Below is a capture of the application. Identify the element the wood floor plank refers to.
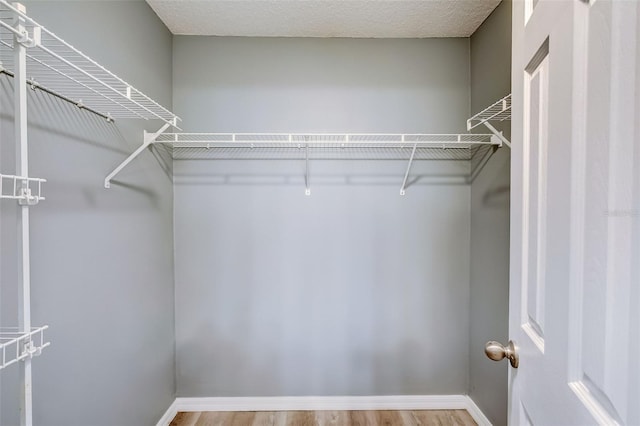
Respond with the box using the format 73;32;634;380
251;411;278;426
194;411;232;426
170;412;202;426
451;410;476;426
349;410;377;426
229;412;256;426
285;411;317;426
173;410;477;426
399;410;419;426
411;410;477;426
272;411;288;426
376;410;403;426
315;410;351;426
411;409;440;425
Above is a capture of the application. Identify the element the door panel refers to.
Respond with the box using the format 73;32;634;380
567;1;639;424
511;2;578;421
510;0;640;424
522;48;549;350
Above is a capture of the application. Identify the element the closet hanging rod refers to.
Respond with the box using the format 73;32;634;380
0;69;113;122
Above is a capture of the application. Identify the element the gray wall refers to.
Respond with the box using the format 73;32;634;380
172;37;473;396
173;37;470;133
469;1;512;425
0;1;175;425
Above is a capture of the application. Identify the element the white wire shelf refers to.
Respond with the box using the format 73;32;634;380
107;132;503;191
0;173;45;204
0;326;50;370
467;94;511;131
105;132;502;189
153;133;500;160
0;0;180;127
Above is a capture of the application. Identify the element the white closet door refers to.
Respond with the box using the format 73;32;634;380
508;0;640;424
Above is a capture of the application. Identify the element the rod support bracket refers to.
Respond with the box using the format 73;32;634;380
12;7;40;48
22;341;41;359
104;123;171;188
400;143;418;196
17;187;39;206
483;122;511;148
304;144;310;196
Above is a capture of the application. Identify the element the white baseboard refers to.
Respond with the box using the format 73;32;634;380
156;399;178;426
157;395;492;426
463;396;493;426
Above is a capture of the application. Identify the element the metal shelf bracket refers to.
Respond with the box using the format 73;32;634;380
17;187;40;206
400;143;418;195
11;8;40;50
304;144;311;196
0;174;46;204
483;122;511;148
104;122;170;188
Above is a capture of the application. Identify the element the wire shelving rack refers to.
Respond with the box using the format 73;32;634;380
467;94;511;148
106;132;501;193
0;2;181;424
145;132;502;195
0;0;180;127
467;94;512;130
153;132;497;159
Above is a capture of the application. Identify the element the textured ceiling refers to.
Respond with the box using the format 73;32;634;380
145;1;502;38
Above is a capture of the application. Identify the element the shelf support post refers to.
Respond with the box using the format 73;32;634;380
104;123;171;188
304;144;310;196
400;143;418;195
13;3;33;425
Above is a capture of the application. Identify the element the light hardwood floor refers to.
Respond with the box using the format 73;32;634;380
169;410;478;426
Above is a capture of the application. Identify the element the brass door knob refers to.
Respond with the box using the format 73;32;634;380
485;340;519;368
